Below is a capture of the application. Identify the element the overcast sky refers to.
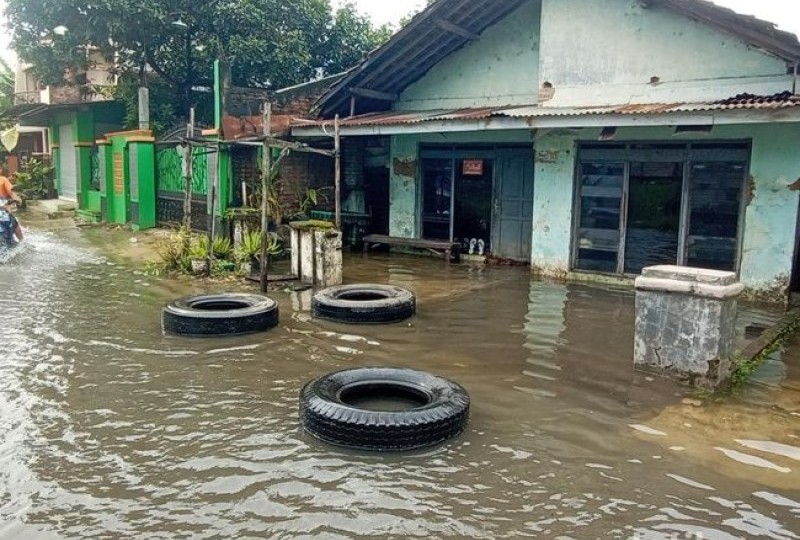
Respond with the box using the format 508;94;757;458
1;0;798;67
334;0;800;37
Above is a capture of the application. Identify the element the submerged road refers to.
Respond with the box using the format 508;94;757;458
0;227;798;538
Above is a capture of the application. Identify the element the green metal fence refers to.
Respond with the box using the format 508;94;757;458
155;146;208;195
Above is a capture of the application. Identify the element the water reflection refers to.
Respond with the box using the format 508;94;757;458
0;240;797;538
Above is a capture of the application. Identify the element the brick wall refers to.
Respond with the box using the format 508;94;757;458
279;151;335;214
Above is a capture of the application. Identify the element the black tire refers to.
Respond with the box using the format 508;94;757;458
299;367;470;452
162;293;279;336
311;284;415;324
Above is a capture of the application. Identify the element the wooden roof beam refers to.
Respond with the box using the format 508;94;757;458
350;87;399;102
435;18;481;41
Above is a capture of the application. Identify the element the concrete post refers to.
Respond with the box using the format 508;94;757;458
290;223;343;288
314;229;343;288
634;265;744;388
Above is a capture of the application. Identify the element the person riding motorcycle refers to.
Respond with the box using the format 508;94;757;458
0;166;24;244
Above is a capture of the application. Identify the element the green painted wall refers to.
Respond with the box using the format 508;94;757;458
97;142;115;222
396;0;541;111
129;140;156;230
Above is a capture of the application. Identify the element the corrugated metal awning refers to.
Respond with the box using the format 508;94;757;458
293;93;800;130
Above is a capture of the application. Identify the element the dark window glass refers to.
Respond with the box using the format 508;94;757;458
576;162;624;273
687;161;745;271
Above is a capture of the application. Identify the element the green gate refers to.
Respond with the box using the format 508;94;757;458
155;145;210;228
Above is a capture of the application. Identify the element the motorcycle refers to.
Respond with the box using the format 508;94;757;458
0;198;23;263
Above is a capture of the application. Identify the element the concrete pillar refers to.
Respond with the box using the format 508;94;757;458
634;265;744;388
314;229;343;288
290;223;343;288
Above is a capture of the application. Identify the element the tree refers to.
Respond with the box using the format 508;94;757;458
0;58;14;131
4;0;391;124
0;59;14;114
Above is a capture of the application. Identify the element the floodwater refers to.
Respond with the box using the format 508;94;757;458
1;227;798;539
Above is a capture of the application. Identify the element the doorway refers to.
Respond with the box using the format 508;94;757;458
58;123;78;200
420;146;534;261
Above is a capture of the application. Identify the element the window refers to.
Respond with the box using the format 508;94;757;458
574;142;748;275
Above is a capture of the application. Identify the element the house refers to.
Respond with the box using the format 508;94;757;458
7;54;124;218
291;0;800;302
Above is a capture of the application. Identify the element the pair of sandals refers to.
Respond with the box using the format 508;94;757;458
467;238;485;256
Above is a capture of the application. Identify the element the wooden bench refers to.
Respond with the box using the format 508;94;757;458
362;234;461;262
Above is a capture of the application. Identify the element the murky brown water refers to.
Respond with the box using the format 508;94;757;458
1;227;798;539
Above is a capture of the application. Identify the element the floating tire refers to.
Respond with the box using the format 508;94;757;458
311;284;415;324
162;293;279;336
299;367;470;452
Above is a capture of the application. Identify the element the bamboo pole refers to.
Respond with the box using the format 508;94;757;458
334;114;341;230
259;102;272;293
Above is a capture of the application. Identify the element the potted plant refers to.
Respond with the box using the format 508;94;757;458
211;236;236;272
188;236;209;275
240;230;262;273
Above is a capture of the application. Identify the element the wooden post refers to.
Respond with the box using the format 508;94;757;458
334;114;341;230
182;107;195;231
259;102;272;293
206;140;219;276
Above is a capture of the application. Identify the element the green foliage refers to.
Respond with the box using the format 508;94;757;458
5;0;393;119
731;314;800;387
187;235;209;260
13;159;54;200
240;230;262;256
264;232;283;256
211;235;232;258
0;58;14;120
156;228;192;271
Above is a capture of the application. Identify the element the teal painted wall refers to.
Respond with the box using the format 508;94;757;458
530;132;576;277
395;0;792;113
395;0;541;111
740;124;800;295
389;135;418;238
389;130;535;238
538;0;793;107
530;124;800;295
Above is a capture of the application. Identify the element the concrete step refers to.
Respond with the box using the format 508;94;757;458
75;209;101;223
23;207;75;220
57;202;76;212
48;210;75;220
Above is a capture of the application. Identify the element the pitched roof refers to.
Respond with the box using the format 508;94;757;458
316;0;530;117
315;0;800;118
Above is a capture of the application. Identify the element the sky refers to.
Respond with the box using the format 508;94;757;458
1;0;799;67
334;0;800;37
